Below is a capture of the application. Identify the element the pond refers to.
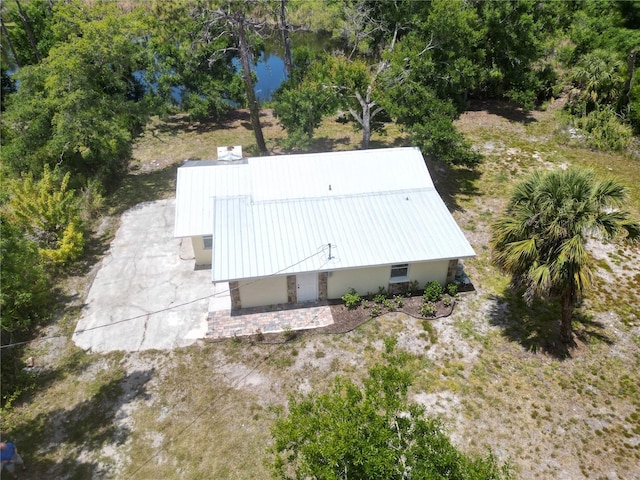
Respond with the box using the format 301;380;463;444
248;29;336;101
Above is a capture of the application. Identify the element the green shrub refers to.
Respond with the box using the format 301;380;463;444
383;299;395;310
443;296;453;307
394;295;404;308
447;283;458;296
423;281;443;302
342;288;362;309
374;293;387;304
371;305;381;317
574;107;633;151
420;302;437;317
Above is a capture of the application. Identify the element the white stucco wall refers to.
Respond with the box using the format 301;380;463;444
408;260;449;288
239;276;287;308
326;261;450;299
327;266;391;299
192;236;212;267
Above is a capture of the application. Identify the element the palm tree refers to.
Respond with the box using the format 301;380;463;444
491;168;639;344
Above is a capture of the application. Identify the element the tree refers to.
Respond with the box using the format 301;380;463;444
0;208;53;407
569;49;625;116
491;168;640;344
1;1;152;185
7;165;85;268
271;340;511;479
278;0;293;75
194;1;269;155
149;1;241;121
1;0;55;67
474;0;559;107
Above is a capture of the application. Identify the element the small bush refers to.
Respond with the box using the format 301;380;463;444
446;283;458;296
383;298;395;310
420;302;437;317
403;280;420;297
394;295;404;308
423;281;443;302
443;296;453;307
283;326;297;341
254;328;265;342
374;293;387;304
574;107;633;151
371;305;381;317
342;288;362;309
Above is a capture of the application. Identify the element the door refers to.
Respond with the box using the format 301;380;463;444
296;272;318;303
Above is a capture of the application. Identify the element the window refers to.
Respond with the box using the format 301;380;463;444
202;235;213;250
390;263;409;282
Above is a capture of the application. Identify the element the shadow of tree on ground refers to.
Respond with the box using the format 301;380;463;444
7;368;154;479
426;157;481;212
487;288;613;359
466;99;538;125
109;163;179;217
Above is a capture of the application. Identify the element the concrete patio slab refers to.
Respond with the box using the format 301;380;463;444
73;199;222;353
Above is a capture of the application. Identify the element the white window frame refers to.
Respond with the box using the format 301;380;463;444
389;263;409;283
202;235;213;250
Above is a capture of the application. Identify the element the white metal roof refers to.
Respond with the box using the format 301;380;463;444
173;147;476;281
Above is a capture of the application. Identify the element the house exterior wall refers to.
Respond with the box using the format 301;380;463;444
238;276;287;309
326;261;451;299
192;236;213;267
408;260;450;287
327;266;392;299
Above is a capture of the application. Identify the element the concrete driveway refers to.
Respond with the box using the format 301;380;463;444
73;199;229;353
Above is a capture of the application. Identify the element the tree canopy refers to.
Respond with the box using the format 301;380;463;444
271;341;512;480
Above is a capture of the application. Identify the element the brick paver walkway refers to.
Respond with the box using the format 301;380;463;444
206;302;334;340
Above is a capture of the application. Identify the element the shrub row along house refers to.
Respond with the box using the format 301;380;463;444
174;147;475;311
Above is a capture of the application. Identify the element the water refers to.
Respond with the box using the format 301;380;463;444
253;51;287;101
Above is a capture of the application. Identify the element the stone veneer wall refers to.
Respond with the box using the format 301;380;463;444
318;272;328;301
287;275;297;303
229;281;241;310
446;259;458;284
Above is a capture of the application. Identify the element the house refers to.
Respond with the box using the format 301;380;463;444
174;146;475;311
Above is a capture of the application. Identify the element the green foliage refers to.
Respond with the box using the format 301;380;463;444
341;288;362;309
271;348;510;479
491;168;640;342
394;295;404;308
574;106;633;151
373;293;387;304
443;296;453;307
420;302;437;318
1;1;153;186
423;281;444;303
148;1;240;120
6;165;85;267
2;0;55;66
0;210;53;406
569;49;625;116
447;283;459;296
0;211;52;335
273;79;336;150
382;63;480;166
